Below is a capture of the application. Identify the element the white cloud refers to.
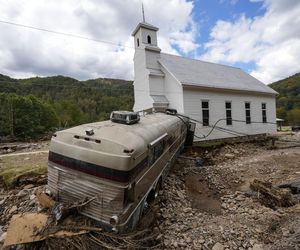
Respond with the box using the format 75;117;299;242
201;0;300;83
0;0;198;80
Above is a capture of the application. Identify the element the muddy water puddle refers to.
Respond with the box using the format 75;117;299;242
185;174;222;215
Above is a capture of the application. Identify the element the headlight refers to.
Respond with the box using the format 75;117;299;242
110;215;119;226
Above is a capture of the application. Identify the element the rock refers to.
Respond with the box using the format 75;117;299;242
282;228;289;237
178;241;187;247
176;190;185;199
28;199;36;207
23;184;34;189
0;198;6;205
235;195;245;201
30;194;36;200
183;207;192;213
17;189;27;197
192;221;198;228
0;232;7;243
156;234;163;241
212;242;225;250
293;203;300;212
252;244;264;250
164;239;170;246
9;205;18;214
225;154;235;159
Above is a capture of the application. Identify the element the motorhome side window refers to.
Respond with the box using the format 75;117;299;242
149;140;165;166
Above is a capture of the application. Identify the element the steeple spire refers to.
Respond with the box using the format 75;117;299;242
142;3;145;22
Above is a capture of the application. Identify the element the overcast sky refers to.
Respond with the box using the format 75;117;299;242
0;0;300;84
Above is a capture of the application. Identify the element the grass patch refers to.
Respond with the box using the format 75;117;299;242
0;153;48;187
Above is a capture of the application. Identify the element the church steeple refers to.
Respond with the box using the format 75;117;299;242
132;17;164;112
131;4;160;50
131;22;160;50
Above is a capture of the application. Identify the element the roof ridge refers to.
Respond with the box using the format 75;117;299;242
160;52;241;70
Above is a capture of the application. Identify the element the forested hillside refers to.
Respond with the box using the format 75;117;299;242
269;72;300;125
0;74;133;140
1;71;299;140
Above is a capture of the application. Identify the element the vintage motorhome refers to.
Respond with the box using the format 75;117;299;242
47;111;191;232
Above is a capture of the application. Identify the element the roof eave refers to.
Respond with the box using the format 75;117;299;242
182;83;278;96
131;22;159;36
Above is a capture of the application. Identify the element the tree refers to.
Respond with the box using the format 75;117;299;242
53;101;85;128
0;93;58;139
287;108;300;126
276;107;286;120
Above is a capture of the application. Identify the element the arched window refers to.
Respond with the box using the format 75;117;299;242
147;35;151;44
137;38;139;47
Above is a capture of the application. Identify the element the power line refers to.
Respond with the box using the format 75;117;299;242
0;19;135;49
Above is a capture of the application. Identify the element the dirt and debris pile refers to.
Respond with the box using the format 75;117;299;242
0;142;49;155
250;179;296;208
1;135;300;249
1;190;160;249
0;183;41;230
157;135;300;249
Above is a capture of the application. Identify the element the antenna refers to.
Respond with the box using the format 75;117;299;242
142;3;145;22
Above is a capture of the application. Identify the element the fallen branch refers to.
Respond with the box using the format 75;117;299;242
250;179;296;208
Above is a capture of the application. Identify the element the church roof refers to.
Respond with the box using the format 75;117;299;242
132;22;159;36
158;53;277;95
150;95;169;104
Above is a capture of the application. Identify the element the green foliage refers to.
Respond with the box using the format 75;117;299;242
287;108;300;125
0;93;58;139
270;72;300;124
0;74;133;139
276;107;286;120
53;101;85;128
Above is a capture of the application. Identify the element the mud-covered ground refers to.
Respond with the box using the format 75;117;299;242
0;133;299;249
156;133;300;250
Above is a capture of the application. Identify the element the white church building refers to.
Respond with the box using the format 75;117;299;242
131;21;277;141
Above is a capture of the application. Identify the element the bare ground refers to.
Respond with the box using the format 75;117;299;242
157;134;300;249
0;134;300;249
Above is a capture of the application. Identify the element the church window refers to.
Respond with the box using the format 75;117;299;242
262;103;267;123
147;35;151;44
245;102;251;124
225;101;232;125
202;100;209;126
137;38;139;47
